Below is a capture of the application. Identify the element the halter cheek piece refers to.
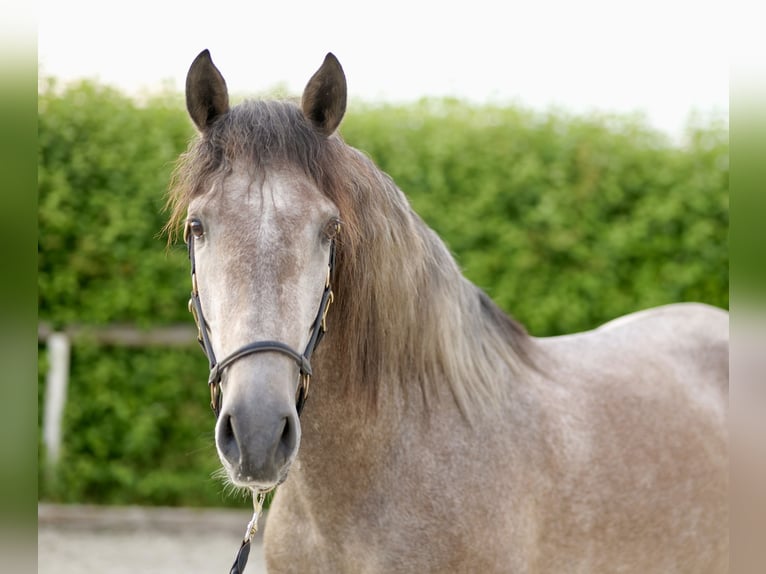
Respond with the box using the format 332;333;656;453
185;222;338;418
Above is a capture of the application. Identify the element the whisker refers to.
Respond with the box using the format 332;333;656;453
211;467;251;501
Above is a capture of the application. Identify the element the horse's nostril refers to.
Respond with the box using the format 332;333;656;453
275;415;297;466
217;412;241;465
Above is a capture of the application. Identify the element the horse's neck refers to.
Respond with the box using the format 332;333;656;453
290;212;471;498
287;170;535;501
290;349;459;504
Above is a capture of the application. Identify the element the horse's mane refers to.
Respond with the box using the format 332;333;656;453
167;99;536;416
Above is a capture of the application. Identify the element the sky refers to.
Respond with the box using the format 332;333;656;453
38;0;729;138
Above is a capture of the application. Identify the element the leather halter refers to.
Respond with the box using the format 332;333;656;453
185;222;338;418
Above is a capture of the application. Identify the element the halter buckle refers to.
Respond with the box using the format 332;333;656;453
295;372;311;416
321;290;334;332
210;381;221;415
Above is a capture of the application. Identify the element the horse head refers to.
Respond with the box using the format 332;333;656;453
182;50;346;490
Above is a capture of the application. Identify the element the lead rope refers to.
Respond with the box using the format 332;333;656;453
229;489;271;574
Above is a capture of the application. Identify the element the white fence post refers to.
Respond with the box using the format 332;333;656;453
43;332;71;471
38;322;197;475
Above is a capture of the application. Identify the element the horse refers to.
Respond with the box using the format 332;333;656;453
166;50;728;573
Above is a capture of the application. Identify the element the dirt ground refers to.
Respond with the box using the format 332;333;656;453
38;503;268;574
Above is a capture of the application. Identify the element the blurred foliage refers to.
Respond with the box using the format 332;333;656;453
39;345;226;506
341;100;728;333
38;81;728;506
38;79;192;328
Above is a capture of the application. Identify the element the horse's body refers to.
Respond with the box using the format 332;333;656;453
266;303;727;574
169;51;728;573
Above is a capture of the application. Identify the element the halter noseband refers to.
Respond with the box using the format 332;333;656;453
185;222;338;418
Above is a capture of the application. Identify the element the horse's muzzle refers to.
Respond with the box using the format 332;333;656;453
216;404;300;486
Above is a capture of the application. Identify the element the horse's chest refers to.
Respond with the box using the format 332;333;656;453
263;499;524;574
264;515;386;574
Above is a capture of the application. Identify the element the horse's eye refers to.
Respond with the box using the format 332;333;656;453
187;219;205;241
324;219;341;240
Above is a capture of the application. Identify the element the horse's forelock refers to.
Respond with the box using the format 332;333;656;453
166;99;344;240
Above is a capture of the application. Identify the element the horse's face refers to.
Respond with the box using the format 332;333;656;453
187;168;339;488
184;51;346;489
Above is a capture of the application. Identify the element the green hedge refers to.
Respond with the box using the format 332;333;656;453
38;80;192;327
38;81;728;506
340;100;728;333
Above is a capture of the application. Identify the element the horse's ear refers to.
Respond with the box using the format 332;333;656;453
301;53;347;136
185;49;230;132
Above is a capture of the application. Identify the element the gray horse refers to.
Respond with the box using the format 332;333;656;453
168;51;728;573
